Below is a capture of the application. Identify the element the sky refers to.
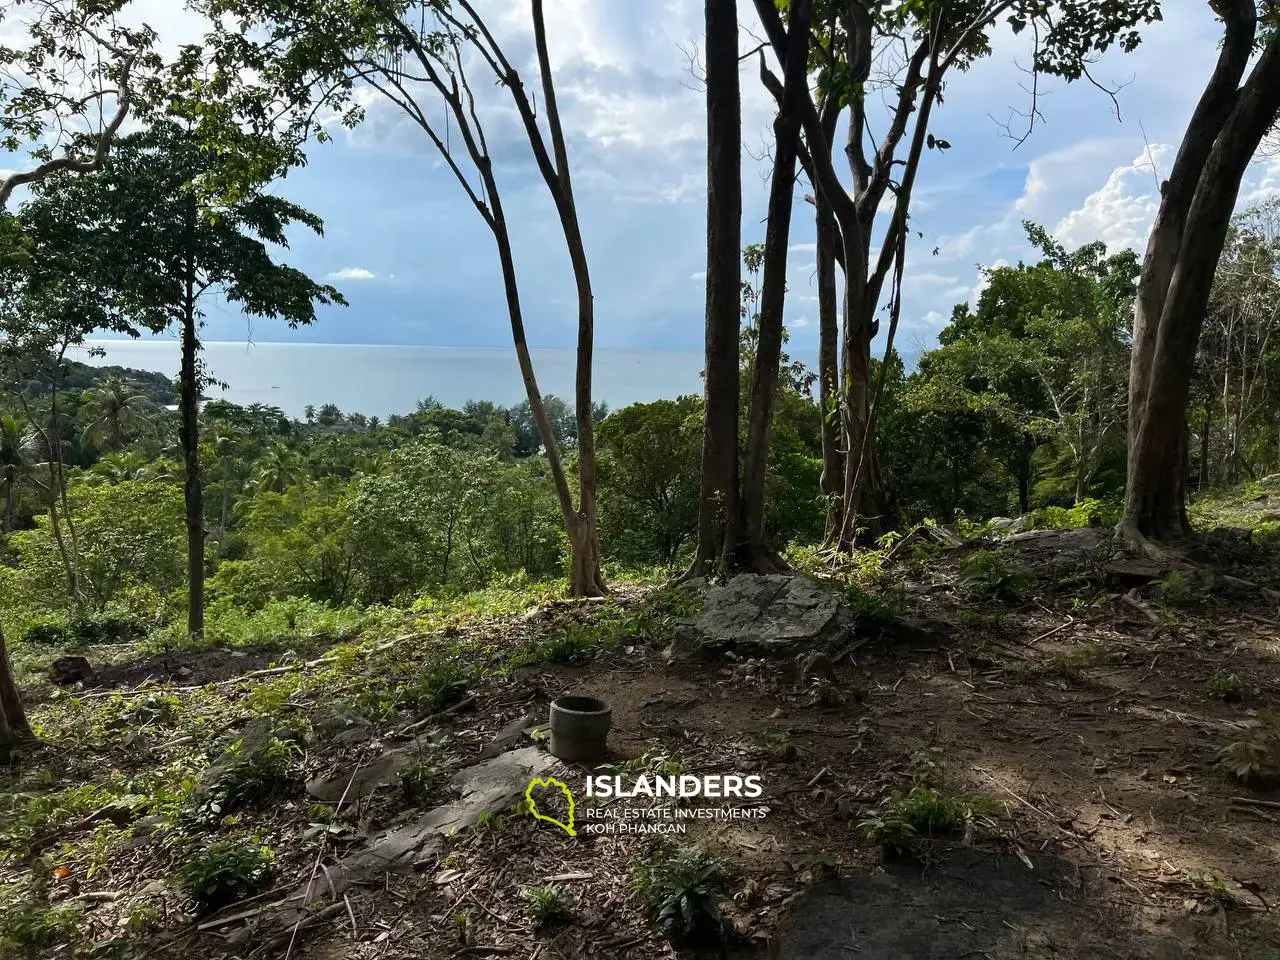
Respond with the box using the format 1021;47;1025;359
16;0;1280;359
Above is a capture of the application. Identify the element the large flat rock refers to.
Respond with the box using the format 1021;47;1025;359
692;574;850;652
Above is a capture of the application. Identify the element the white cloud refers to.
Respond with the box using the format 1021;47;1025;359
788;242;817;255
911;272;961;286
969;257;1008;306
689;270;706;282
1054;144;1171;252
1015;139;1127;218
330;267;377;281
790;315;812;329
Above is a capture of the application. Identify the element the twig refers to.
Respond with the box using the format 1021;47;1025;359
1230;796;1280;810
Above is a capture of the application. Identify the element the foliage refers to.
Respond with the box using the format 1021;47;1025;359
597;397;702;564
631;842;729;944
175;838;275;915
857;786;986;854
1217;709;1280;784
1155;570;1210;609
0;888;84;956
957;550;1031;602
0;478;184;625
520;884;574;926
1207;671;1245;703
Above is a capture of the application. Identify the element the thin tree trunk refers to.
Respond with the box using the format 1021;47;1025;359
815;187;843;540
742;0;812;569
531;0;605;596
691;0;743;578
1123;6;1280;542
180;252;205;640
1199;403;1212;489
794;96;844;543
0;623;32;754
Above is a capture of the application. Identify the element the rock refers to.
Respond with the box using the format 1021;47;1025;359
1102;561;1169;588
311;704;373;745
292;746;558;905
477;708;542;760
1003;527;1106;571
684;574;853;655
307;731;443;803
47;656;95;686
797;651;837;685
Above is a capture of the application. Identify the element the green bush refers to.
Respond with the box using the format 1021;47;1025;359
176;838;275;915
957;550;1031;602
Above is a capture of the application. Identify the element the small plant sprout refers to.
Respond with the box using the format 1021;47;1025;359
1207;671;1245;702
520;884;573;926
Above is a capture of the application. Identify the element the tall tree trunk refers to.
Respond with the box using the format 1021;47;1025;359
0;623;32;754
532;0;605;596
742;0;812;568
180;265;205;640
690;0;743;578
1123;3;1280;542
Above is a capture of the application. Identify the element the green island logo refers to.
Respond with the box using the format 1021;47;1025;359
525;776;576;837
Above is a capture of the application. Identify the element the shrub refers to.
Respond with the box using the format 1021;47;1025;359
1218;709;1280;784
176;839;275;915
520;884;574;926
957;550;1030;602
1207;671;1246;702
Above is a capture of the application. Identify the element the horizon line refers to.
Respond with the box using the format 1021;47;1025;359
79;338;713;353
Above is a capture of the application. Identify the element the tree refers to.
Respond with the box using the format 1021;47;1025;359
691;0;744;577
739;0;814;570
201;0;609;596
253;442;305;493
0;0;159;210
28;119;343;639
597;398;702;564
79;375;154;451
1124;1;1280;543
0;413;26;531
755;0;1161;547
1191;200;1280;485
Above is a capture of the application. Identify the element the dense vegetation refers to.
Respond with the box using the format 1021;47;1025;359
6;199;1280;649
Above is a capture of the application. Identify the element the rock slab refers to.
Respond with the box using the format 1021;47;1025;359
684;574;852;654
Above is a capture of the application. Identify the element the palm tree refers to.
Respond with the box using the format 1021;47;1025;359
304;404;316;424
253;443;305;493
0;415;26;532
79;376;154;452
86;450;149;485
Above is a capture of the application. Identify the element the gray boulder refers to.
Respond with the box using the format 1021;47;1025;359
678;574;854;656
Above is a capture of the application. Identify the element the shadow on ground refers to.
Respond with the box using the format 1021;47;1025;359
767;850;1189;960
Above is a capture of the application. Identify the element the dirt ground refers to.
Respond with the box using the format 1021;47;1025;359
6;534;1280;959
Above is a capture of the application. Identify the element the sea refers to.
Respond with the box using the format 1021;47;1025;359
70;339;716;419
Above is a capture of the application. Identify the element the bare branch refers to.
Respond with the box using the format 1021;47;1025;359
0;53;135;209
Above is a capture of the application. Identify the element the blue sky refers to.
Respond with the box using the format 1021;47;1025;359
38;1;1280;357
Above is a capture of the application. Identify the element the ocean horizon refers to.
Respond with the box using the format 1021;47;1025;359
71;339;723;420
